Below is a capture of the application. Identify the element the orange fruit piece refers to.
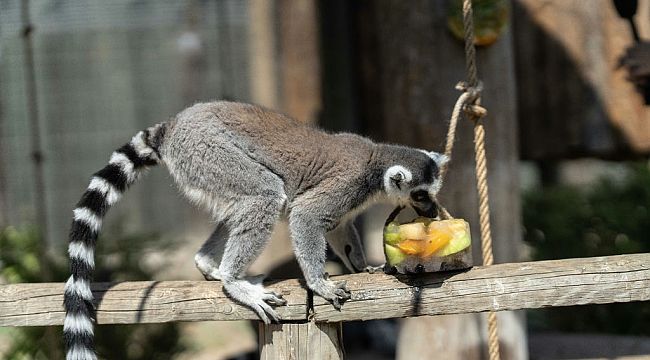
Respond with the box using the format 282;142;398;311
396;239;424;255
420;231;452;257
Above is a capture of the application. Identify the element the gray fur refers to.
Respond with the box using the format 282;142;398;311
156;101;445;322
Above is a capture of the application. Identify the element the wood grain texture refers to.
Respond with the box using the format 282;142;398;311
2;254;649;326
313;253;650;322
259;322;343;360
0;279;307;327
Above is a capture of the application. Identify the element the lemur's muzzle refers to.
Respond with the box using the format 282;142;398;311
412;201;438;218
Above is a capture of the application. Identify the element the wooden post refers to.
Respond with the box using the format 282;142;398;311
251;1;333;358
259;322;344;360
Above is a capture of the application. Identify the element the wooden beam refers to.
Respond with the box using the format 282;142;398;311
258;322;343;360
0;279;307;327
313;253;650;322
1;254;649;327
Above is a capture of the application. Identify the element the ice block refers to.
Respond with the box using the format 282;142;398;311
383;210;473;274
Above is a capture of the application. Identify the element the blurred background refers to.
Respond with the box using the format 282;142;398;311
1;0;650;359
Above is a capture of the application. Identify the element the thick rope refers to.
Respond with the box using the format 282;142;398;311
463;0;479;87
439;82;485;180
474;119;500;360
461;1;500;359
437;1;501;359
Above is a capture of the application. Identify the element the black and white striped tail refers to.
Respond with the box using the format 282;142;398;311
63;125;166;360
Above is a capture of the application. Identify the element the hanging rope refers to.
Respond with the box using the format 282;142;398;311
437;1;501;359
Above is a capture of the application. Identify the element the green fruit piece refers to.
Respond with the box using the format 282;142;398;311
384;231;401;245
384;221;399;233
384;221;401;245
435;233;471;257
384;244;407;265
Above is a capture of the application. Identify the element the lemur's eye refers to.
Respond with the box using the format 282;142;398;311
411;190;429;202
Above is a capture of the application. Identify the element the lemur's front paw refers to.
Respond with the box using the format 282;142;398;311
222;277;287;324
364;264;385;274
312;279;351;310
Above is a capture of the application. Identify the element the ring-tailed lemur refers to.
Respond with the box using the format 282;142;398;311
63;101;447;360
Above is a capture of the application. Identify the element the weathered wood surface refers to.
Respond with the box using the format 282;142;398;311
259;322;343;360
2;254;649;327
313;253;650;322
0;279;307;327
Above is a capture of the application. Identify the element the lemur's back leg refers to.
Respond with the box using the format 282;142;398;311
195;223;228;280
218;195;287;323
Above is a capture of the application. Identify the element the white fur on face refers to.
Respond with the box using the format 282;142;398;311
429;179;443;196
383;165;412;198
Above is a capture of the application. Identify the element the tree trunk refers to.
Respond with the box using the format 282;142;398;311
355;1;526;359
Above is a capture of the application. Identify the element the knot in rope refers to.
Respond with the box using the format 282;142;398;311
455;81;487;119
439;80;487;181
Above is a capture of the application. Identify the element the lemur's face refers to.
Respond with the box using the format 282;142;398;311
383;150;448;217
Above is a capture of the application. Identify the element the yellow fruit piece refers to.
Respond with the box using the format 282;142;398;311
412;216;433;226
434;220;471;257
398;222;427;241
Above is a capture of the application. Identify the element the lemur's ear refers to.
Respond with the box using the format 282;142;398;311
429;152;449;168
385;165;412;192
390;171;405;190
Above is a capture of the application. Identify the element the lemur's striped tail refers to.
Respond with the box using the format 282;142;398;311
63;123;167;360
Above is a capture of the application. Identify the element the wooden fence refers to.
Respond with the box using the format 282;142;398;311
2;253;649;358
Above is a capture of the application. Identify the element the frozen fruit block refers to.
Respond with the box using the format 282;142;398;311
383;217;473;274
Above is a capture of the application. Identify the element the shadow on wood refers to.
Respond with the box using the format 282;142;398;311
1;254;648;327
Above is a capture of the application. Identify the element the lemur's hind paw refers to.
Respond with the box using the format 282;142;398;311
262;291;287;306
313;279;351;310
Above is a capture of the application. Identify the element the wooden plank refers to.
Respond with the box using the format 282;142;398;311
259;322;343;360
2;254;649;327
313;253;650;322
0;279;307;327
